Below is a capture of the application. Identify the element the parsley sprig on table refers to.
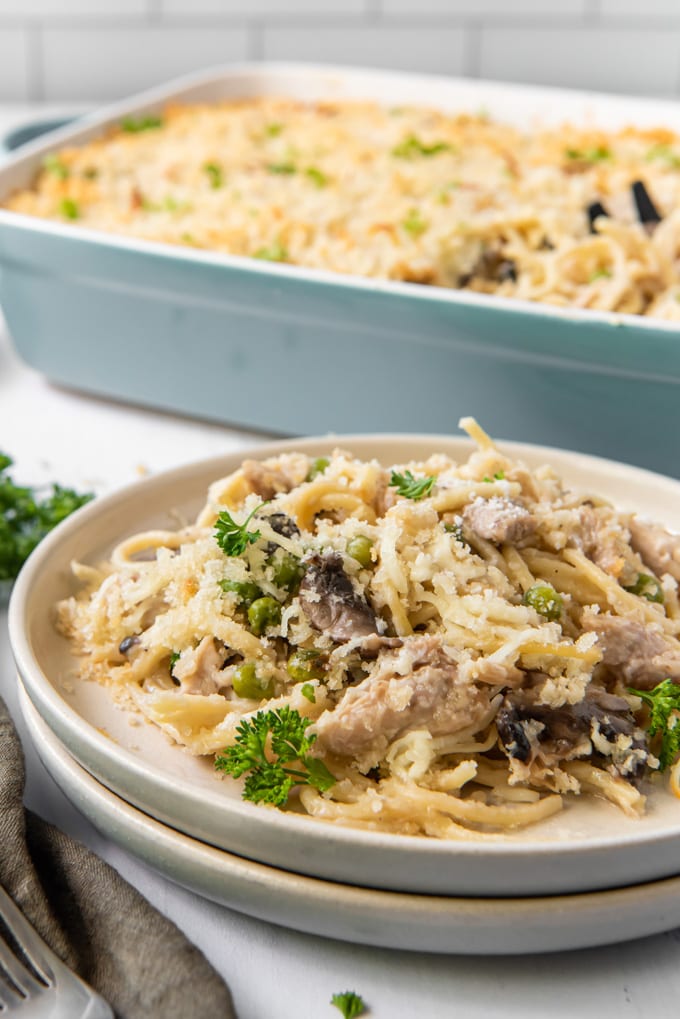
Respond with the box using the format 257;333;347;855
389;469;435;501
331;990;367;1018
0;453;93;582
214;502;269;557
214;706;336;806
629;679;680;771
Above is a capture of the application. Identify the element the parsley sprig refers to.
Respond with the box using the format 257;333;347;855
389;469;435;501
0;454;93;582
629;678;680;771
214;502;268;557
214;706;336;806
331;991;367;1018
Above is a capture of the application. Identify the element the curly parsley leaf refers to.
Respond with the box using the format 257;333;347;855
389;469;435;501
214;706;336;806
331;991;367;1018
214;502;269;557
629;678;680;770
0;455;93;582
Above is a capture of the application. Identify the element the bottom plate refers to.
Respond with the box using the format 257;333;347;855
19;683;680;956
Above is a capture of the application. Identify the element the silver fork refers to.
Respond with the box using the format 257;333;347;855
0;884;113;1017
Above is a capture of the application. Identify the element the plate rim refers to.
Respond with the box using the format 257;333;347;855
19;681;680;956
9;431;680;895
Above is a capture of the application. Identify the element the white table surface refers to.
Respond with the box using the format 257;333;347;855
0;104;678;1019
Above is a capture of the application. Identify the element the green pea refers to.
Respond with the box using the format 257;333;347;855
307;457;330;481
270;552;304;592
346;535;373;568
247;596;282;636
523;583;563;621
218;578;262;606
232;661;274;699
287;648;325;683
624;572;664;604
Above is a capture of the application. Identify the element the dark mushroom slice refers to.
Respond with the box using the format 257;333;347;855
266;512;301;540
496;686;650;781
299;551;378;642
631;180;662;232
262;511;301;555
118;634;140;655
587;200;609;234
459;250;517;287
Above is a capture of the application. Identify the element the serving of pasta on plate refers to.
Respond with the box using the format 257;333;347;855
56;419;680;840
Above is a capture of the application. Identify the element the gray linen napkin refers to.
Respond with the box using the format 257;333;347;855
0;697;236;1019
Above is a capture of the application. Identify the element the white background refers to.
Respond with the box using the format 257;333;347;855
0;0;680;103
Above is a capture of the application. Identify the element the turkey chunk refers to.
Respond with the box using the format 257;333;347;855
581;609;680;690
313;635;498;767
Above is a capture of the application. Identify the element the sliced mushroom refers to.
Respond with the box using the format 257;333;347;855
299;551;378;642
497;685;649;780
632;180;662;233
587;200;609;233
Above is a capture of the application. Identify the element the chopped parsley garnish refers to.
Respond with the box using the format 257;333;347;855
589;267;612;282
482;471;506;482
214;706;336;806
59;197;79;220
392;135;451;159
564;146;611;163
267;161;296;175
330;991;367;1018
629;678;680;770
265;122;283;137
214;502;268;557
0;454;93;581
253;241;288;262
169;651;180;676
300;682;316;703
305;166;329;187
42;154;69;179
444;521;466;545
646;143;680;168
203;162;223;188
120;114;163;133
307;457;330;481
162;196;191;212
402;208;428;237
623;572;664;604
389;470;435;501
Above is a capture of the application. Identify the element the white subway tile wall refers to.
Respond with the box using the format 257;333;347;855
41;28;250;101
1;0;680;101
261;25;466;77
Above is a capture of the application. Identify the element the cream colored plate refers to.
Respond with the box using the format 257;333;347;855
9;433;680;897
19;682;680;956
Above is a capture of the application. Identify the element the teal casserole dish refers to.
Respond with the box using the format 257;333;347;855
0;63;679;474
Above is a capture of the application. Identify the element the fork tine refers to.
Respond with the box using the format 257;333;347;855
0;930;47;998
0;972;26;1010
0;886;53;986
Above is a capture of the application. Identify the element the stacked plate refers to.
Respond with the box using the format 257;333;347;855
10;435;680;955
